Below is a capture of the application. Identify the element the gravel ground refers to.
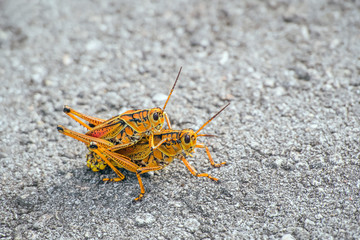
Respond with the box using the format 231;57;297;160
1;0;360;239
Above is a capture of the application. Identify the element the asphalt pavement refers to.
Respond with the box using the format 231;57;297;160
0;0;359;239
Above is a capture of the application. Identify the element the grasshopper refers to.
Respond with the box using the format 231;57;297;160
61;67;182;153
57;103;229;201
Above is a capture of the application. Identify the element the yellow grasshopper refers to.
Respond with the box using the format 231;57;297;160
57;103;229;201
61;67;182;152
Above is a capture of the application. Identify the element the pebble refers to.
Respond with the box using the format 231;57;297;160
292;67;310;81
219;51;229;65
304;219;315;230
33;214;53;229
135;213;156;226
281;234;296;240
62;54;73;65
271;157;284;169
86;39;102;51
185;218;200;232
329;153;344;165
0;152;7;159
152;93;168;102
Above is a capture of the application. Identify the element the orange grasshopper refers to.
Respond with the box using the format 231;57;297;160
62;67;182;155
57;103;229;201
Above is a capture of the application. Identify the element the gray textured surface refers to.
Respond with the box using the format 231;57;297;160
1;0;360;239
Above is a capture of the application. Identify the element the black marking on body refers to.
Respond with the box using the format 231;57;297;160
105;119;125;128
127;110;149;124
156;132;180;140
129;117;142;124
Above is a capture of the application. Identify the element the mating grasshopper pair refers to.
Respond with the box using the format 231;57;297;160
57;68;229;200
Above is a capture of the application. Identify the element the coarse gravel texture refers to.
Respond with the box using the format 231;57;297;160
1;0;359;239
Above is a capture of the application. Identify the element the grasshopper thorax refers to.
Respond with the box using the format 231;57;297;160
179;129;197;155
148;107;165;131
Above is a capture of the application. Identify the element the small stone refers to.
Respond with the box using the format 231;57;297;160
281;234;296;240
296;161;309;170
266;206;279;217
33;214;53;229
65;172;73;179
62;54;73;65
264;78;275;88
301;26;309;40
135;213;155;226
304;219;315;230
330;39;340;49
0;152;7;159
152;93;168;102
0;29;8;40
274;86;285;96
219;51;229;65
329;153;343;165
310;179;321;187
288;227;310;239
185;218;200;232
271;157;284;169
291;67;310;81
31;66;47;83
86;39;102;51
282;14;304;24
44;79;55;87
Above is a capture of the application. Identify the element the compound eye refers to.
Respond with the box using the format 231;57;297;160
153;112;159;121
184;134;190;144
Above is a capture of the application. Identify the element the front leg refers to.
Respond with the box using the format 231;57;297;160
151;136;177;151
180;155;218;181
195;143;226;167
164;112;172;129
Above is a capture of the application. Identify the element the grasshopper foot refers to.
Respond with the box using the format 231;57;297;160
213;162;227;168
209;176;219;182
57;125;64;132
133;193;144;201
103;178;123;182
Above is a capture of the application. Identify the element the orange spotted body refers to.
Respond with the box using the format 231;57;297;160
57;67;230;201
57;103;229;201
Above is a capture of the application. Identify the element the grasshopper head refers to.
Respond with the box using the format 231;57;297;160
179;129;197;155
149;107;165;131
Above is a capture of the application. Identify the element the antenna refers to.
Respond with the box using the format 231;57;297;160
162;67;182;110
196;103;230;134
197;134;218;137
